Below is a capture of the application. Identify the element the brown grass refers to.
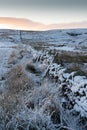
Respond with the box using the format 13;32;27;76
0;64;34;117
7;64;33;94
53;52;87;64
8;51;17;65
0;92;21;115
0;64;33;115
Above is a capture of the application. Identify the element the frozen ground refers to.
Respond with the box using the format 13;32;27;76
20;29;87;75
21;29;87;49
0;42;17;92
0;29;87;130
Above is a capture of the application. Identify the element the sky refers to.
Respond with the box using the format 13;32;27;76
0;0;87;24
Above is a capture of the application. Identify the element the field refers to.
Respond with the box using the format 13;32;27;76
0;29;87;130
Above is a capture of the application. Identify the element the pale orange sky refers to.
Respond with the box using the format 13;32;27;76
0;0;87;30
0;17;45;30
0;17;87;30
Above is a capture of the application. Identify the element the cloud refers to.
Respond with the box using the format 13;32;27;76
0;17;87;30
0;0;87;24
0;17;45;30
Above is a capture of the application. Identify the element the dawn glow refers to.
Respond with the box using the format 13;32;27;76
0;0;87;30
